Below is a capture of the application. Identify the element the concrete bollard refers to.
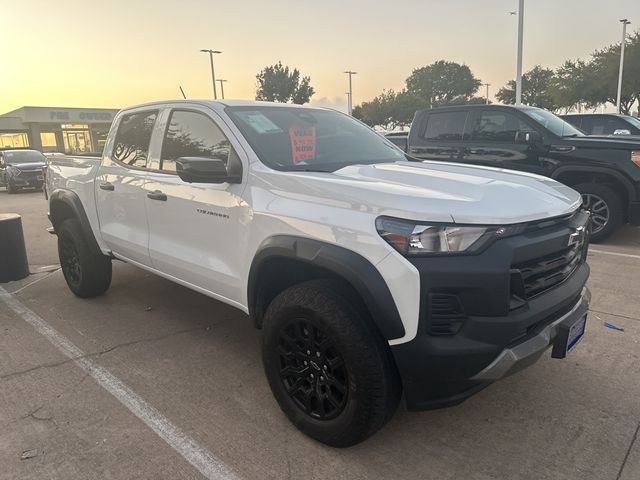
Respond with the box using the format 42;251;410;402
0;213;30;283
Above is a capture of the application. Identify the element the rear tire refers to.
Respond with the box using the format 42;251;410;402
57;218;112;297
575;183;624;243
262;279;401;447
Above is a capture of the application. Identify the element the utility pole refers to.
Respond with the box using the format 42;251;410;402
616;19;631;114
200;49;222;99
345;92;351;114
344;70;357;115
515;0;525;105
484;83;491;104
218;79;227;99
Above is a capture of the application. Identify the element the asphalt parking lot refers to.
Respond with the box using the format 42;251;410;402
1;189;639;480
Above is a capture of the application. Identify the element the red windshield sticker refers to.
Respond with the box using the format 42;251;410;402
289;125;316;164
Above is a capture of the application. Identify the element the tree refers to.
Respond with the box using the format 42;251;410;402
496;66;558;110
584;32;640;114
548;60;596;112
255;61;314;104
353;90;427;129
405;60;482;107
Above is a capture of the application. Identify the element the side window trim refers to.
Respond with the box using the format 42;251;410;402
109;109;159;171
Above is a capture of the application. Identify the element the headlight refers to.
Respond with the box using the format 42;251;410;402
376;216;502;255
7;166;21;176
632;150;640;167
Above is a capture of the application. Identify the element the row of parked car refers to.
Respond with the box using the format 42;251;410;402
386;108;640;242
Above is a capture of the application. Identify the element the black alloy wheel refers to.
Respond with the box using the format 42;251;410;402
278;318;348;420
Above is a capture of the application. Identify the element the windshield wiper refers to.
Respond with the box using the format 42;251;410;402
562;134;579;138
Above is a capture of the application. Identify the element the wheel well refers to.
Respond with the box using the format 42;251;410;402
49;200;76;230
555;171;629;207
251;257;360;329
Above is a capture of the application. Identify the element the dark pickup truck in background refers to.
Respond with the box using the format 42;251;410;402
396;105;640;242
561;113;640;136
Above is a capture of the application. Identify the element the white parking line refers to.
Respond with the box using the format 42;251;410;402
0;286;239;480
589;249;640;260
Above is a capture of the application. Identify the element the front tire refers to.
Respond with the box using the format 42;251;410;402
262;279;401;447
57;218;112;297
575;183;624;243
7;182;17;194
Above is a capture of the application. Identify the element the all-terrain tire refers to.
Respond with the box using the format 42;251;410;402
262;279;401;447
57;218;112;297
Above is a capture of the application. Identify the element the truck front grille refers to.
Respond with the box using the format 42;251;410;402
512;234;587;299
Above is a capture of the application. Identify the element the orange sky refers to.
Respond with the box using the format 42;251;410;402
0;0;637;114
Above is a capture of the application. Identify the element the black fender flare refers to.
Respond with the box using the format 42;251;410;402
49;189;103;255
552;166;637;201
248;235;406;340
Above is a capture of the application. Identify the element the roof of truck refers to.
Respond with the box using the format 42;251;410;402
122;99;323;110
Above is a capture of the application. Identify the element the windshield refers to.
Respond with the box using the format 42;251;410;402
226;106;405;172
522;108;584;137
3;150;46;163
624;116;640;129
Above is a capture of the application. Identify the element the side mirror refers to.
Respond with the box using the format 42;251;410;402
515;130;542;144
613;129;631;135
175;157;241;184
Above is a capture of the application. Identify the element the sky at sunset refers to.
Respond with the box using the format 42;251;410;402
0;0;638;114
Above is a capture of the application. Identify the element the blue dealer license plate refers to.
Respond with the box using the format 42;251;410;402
566;314;587;354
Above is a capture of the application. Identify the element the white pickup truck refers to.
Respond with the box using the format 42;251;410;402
46;100;591;447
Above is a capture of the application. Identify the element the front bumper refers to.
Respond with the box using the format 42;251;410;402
628;201;640;225
390;211;591;410
9;176;43;188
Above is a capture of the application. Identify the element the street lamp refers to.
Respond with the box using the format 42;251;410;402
200;49;222;99
616;19;631;114
483;83;491;104
515;0;525;105
344;71;357;115
218;79;227;100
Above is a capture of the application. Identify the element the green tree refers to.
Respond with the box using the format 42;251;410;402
496;66;558;110
585;32;640;114
255;61;315;104
353;90;427;130
405;60;482;106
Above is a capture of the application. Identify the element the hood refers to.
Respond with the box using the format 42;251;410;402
563;135;640;150
280;161;582;225
7;162;45;170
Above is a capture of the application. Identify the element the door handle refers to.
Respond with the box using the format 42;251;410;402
99;182;114;191
147;190;167;201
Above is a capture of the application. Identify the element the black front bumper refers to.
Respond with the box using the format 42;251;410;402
390;211;591;410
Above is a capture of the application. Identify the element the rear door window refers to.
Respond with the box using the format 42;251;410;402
422;111;468;141
470;111;532;142
112;111;158;168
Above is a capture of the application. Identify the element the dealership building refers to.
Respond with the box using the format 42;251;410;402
0;106;120;154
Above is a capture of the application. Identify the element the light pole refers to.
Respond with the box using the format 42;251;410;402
484;83;491;104
616;19;631;114
515;0;525;105
344;70;357;115
218;79;227;99
200;49;222;99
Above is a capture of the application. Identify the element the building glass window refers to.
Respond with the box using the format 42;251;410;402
40;132;58;152
0;132;29;148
